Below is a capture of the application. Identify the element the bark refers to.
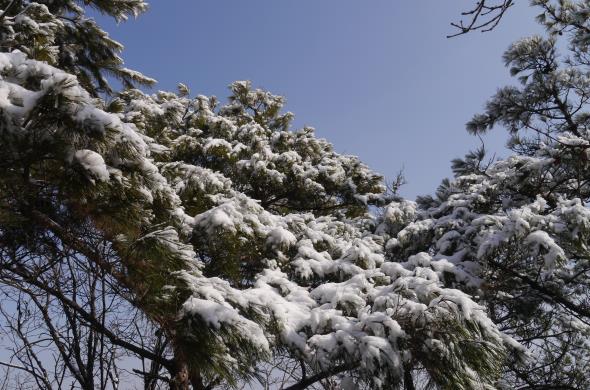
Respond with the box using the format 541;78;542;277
169;360;190;390
404;367;415;390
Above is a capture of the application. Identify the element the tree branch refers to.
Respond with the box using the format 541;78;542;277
488;258;590;321
283;362;358;390
5;265;174;370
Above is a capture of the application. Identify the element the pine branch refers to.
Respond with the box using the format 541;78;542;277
283;363;358;390
488;258;590;322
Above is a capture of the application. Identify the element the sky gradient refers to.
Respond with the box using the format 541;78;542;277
98;1;543;198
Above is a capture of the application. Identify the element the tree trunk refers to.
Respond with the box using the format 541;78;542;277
168;344;206;390
169;360;190;390
404;367;415;390
190;370;206;390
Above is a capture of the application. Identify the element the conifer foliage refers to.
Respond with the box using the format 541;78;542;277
396;1;590;387
0;1;515;389
1;0;588;389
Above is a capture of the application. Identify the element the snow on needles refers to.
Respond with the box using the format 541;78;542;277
1;48;518;388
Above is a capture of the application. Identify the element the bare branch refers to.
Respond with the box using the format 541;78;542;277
448;0;514;38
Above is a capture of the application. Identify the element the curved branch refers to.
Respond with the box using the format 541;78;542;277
283;362;358;390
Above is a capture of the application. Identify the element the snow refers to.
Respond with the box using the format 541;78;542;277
266;226;297;250
181;297;269;351
74;149;110;182
524;230;565;272
0;46;521;388
3;2;585;387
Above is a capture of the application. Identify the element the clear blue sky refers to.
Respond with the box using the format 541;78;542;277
99;1;542;199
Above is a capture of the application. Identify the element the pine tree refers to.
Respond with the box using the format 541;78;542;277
0;1;513;389
385;1;590;388
0;0;154;96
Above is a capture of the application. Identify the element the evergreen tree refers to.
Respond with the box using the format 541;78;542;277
384;1;590;388
0;1;514;389
0;0;154;96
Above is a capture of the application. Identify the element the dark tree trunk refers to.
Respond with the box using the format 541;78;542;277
169;360;190;390
168;344;206;390
404;367;415;390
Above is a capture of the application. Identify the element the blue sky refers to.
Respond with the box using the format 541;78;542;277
99;1;542;198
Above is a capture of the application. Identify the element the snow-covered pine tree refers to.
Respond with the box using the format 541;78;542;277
0;1;514;389
383;1;590;388
0;0;154;96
